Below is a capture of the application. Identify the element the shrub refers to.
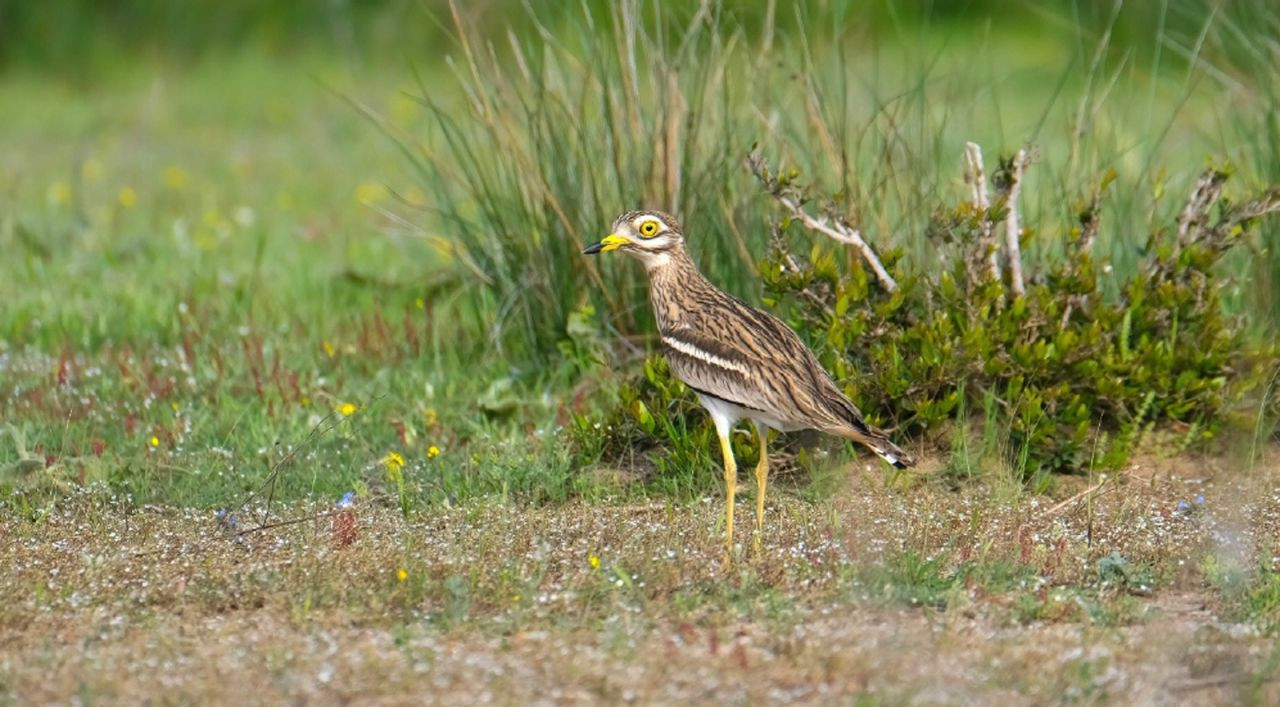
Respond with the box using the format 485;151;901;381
764;156;1278;472
588;152;1279;476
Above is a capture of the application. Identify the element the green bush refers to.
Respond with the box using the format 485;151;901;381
588;158;1279;476
764;162;1277;472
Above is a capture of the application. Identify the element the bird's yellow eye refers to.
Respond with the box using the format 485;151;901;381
639;220;659;238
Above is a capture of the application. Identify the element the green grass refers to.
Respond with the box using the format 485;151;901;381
0;49;530;508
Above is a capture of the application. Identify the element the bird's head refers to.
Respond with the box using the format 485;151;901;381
583;210;684;268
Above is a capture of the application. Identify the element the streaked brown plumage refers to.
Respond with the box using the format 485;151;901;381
584;209;914;555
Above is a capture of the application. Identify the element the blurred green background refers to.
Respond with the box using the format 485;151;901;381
0;1;1261;73
4;0;1274;346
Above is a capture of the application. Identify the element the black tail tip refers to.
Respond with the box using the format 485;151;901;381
874;448;914;469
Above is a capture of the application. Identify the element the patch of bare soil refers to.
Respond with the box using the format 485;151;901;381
4;593;1274;705
2;454;1278;704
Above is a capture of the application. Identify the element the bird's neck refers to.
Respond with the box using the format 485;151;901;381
627;242;678;273
646;246;706;330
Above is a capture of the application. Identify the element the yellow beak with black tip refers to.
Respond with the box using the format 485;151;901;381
582;234;630;255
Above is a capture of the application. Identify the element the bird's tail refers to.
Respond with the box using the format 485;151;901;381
840;426;915;469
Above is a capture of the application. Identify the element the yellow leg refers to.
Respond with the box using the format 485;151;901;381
717;429;737;557
754;424;769;555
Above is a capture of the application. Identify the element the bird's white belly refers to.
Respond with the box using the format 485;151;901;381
695;393;805;435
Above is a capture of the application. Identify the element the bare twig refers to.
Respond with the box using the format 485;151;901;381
1002;148;1030;297
1176;169;1228;245
1040;474;1112;519
963;142;998;281
1148;173;1279;285
235;410;345;519
234;509;341;538
1219;187;1280;235
1060;298;1079;331
780;196;898;293
747;152;898;293
1170;671;1277;692
231;392;386;525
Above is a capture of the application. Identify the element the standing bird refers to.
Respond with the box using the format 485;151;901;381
584;210;914;554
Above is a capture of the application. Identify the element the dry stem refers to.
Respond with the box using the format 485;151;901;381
1221;187;1280;234
1003;148;1030;297
1176;170;1228;245
963;142;998;281
747;152;898;293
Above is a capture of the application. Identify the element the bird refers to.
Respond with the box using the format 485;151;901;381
584;209;915;555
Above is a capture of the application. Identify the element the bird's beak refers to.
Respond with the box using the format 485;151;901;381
583;234;629;255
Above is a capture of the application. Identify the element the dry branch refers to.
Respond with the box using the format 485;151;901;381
1039;474;1112;519
1220;187;1280;233
1002;148;1030;297
1176;169;1228;245
963;142;998;281
747;152;899;293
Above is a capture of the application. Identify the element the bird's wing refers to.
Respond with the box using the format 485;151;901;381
800;348;877;436
660;296;861;433
660;322;775;415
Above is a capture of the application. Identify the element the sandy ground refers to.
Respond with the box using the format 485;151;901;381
3;454;1279;704
6;591;1275;705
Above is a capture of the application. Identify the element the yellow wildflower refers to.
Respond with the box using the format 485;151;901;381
47;181;72;206
149;436;160;448
426;445;440;460
118;187;137;208
81;158;103;181
337;402;356;416
164;165;188;190
397;568;408;582
383;451;406;471
423;408;438;427
354;182;387;205
323;341;336;359
588;553;600;570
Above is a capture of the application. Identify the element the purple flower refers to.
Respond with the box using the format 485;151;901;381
215;508;240;531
